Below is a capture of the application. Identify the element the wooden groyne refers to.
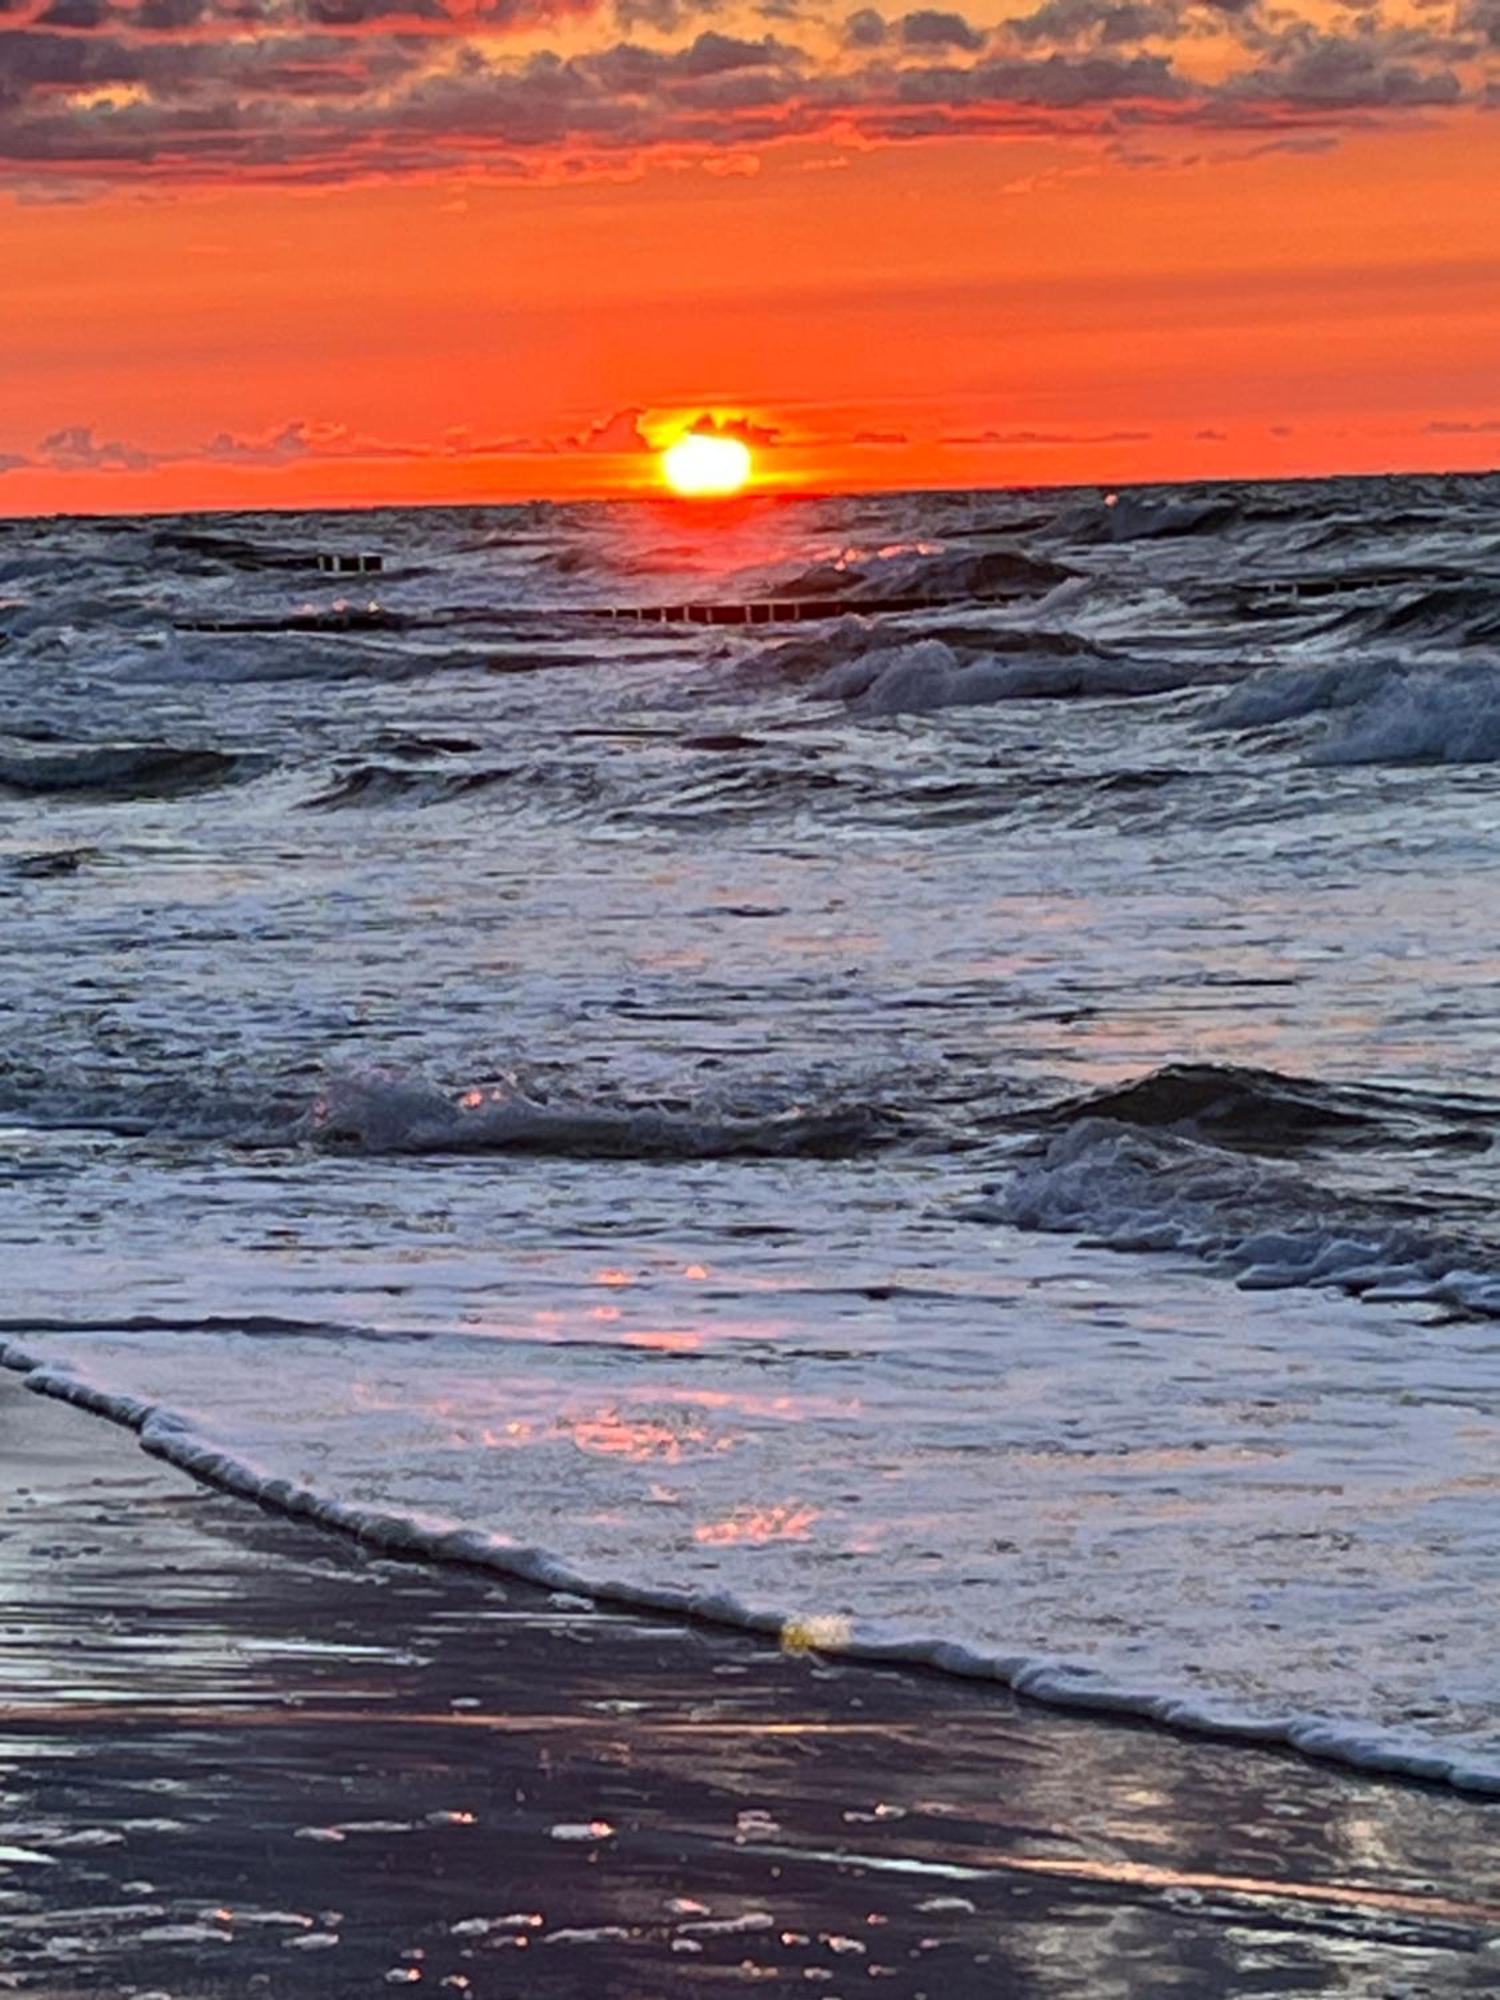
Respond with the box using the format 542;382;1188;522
177;593;972;636
578;593;955;626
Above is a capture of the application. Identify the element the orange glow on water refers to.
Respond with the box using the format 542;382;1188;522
622;1329;704;1354
694;1503;820;1546
562;1404;724;1463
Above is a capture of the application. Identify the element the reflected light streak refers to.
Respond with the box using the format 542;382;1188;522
622;1329;703;1354
694;1503;820;1547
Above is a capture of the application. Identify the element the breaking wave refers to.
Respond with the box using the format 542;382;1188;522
1214;658;1500;765
1040;1061;1495;1155
1344;580;1500;650
306;1070;889;1158
772;544;1072;604
805;638;1205;716
738;620;1205;716
1058;492;1246;544
984;1067;1500;1316
0;1062;891;1161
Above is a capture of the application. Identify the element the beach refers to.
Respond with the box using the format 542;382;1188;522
5;1371;1500;1998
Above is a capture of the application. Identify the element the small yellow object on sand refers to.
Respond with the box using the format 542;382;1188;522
780;1613;853;1656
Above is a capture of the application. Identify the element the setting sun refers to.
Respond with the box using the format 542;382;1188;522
661;432;753;499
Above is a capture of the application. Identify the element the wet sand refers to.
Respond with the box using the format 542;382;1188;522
3;1375;1500;1998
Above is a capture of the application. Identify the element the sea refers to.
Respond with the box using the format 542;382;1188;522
4;472;1500;1791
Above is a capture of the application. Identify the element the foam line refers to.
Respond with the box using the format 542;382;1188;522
7;1339;1499;1800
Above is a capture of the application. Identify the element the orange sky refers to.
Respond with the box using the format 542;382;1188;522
2;0;1498;514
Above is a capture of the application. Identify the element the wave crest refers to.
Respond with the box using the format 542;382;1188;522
1214;659;1500;765
307;1070;890;1159
0;740;255;797
985;1111;1500;1316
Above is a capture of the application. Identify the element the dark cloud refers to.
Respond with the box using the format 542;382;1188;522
134;0;212;28
900;10;986;51
37;424;157;469
844;8;888;45
1426;417;1500;434
34;0;113;27
1229;22;1465;105
1007;0;1179;45
199;420;421;462
202;425;310;462
677;26;787;69
613;0;721;30
22;417;488;470
853;428;910;444
565;406;653;452
890;49;1184;111
690;410;781;445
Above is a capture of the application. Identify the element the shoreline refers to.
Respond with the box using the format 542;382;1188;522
7;1338;1500;1802
5;1371;1500;1996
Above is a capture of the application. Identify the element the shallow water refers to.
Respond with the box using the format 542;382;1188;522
4;473;1500;1787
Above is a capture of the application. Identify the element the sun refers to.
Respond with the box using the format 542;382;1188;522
661;432;753;499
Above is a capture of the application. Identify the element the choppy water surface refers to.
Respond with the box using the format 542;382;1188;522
4;474;1500;1788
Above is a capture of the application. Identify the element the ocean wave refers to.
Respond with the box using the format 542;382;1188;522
0;1310;414;1343
7;1344;1499;1798
1040;1061;1495;1155
0;1062;890;1160
5;846;101;879
1055;493;1245;544
305;1070;888;1159
302;762;515;809
151;527;324;574
0;1071;309;1144
774;544;1072;604
0;740;258;797
126;633;492;687
982;1113;1500;1317
741;615;1090;684
785;635;1202;716
1349;580;1500;649
1214;658;1500;765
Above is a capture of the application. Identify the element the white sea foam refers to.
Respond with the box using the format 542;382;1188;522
1313;664;1500;767
986;1118;1500;1315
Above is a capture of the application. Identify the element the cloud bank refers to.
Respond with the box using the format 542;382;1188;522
0;0;1492;185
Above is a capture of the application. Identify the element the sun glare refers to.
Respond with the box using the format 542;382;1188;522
661;432;753;498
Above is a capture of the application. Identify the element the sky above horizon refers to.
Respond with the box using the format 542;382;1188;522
2;0;1499;512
